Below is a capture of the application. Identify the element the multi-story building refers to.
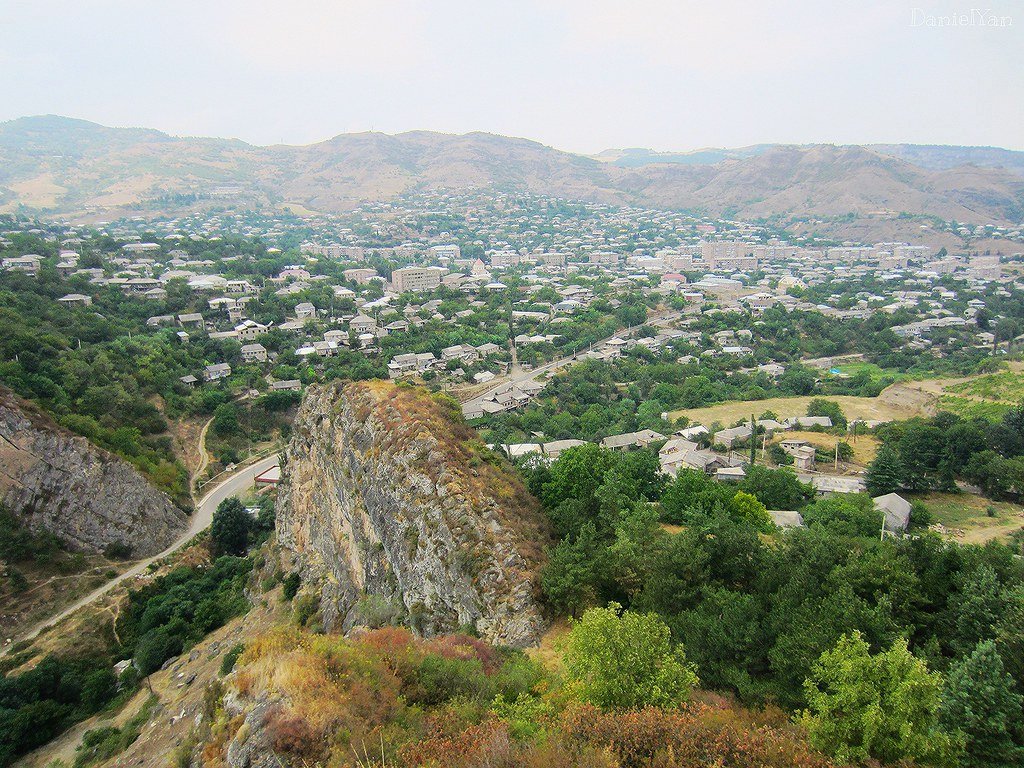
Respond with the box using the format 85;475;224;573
391;266;442;293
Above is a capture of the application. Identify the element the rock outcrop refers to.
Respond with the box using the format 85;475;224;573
0;385;188;557
277;380;549;647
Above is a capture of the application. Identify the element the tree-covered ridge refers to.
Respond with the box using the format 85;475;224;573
518;441;1024;765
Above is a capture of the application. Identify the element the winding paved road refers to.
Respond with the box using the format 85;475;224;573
6;454;280;650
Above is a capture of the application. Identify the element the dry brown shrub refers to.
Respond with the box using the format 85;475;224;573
425;634;501;673
264;707;326;763
399;713;514;767
557;703;835;768
200;713;244;768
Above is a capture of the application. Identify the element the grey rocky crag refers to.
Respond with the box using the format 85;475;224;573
277;380;549;647
0;385;188;557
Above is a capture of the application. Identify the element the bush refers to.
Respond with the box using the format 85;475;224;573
134;621;187;675
103;542;132;560
910;500;933;526
281;573;300;601
220;643;245;675
411;654;489;706
563;603;698;710
354;594;402;628
118;556;252;676
293;593;319;627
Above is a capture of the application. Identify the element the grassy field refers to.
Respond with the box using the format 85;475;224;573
913;491;1024;544
670;365;1024;431
279;201;321;216
946;369;1024;403
936;395;1013;421
833;361;907;382
669;389;930;429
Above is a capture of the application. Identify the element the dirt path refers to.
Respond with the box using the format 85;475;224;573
192;415;215;489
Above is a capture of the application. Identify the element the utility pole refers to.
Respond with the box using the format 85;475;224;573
749;413;756;466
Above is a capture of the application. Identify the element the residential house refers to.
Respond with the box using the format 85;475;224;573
204;363;232;381
225;280;255;295
349;314;377;334
476;342;501;356
387;352;437;379
874;492;912;533
441;344;480;363
758;363;785;377
57;293;92;307
768;510;805;529
785;416;833;429
241;343;268;363
778;439;816;471
716;466;747;482
714;424;752;448
235;320;268;341
602;429;665;451
2;255;41;275
677;424;709;441
542;439;588;460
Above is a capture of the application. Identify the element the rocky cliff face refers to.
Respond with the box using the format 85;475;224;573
0;386;188;557
277;380;549;647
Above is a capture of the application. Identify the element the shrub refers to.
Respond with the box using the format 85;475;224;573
354;594;401;628
103;542;132;560
293;593;319;627
563;603;698;710
281;573;300;600
220;643;245;675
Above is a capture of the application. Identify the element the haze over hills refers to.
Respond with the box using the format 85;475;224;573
1;115;1022;228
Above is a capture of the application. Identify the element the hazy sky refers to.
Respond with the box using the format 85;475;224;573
1;1;1021;152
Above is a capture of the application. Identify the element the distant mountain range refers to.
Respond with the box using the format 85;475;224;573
1;115;1022;228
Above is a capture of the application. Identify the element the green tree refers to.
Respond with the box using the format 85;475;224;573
211;402;240;437
209;497;251;556
739;465;813;510
948;564;1002;657
768;443;793;466
807;399;847;430
994;585;1024;690
730;491;775;532
866;443;903;496
674;586;765;696
563;603;698;710
541;443;615;510
801;494;882;538
940;640;1023;768
540;522;603;617
800;631;960;766
659;469;733;525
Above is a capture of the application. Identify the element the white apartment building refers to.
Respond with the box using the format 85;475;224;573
391;266;442;293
